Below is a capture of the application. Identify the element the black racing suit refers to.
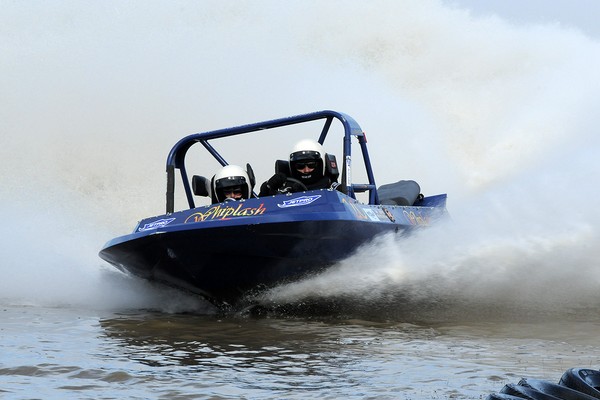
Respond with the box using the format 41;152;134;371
258;173;336;196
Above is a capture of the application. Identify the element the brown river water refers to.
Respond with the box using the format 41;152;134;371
1;282;599;399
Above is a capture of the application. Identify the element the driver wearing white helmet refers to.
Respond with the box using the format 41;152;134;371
212;165;253;203
259;139;338;196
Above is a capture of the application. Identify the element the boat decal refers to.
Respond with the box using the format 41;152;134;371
403;210;429;226
345;155;352;188
184;203;267;223
363;208;380;222
276;195;322;208
341;197;369;220
382;207;396;222
138;218;176;231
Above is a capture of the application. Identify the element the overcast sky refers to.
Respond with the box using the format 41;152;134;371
446;0;600;39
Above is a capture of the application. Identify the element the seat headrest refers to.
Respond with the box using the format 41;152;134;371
275;160;291;176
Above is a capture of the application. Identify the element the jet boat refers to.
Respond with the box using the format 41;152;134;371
99;110;448;305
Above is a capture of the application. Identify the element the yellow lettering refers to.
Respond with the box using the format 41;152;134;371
185;202;268;223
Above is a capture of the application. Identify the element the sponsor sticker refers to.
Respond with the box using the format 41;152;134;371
363;208;380;222
382;207;396;222
138;218;176;231
341;197;369;220
403;210;429;226
277;195;322;208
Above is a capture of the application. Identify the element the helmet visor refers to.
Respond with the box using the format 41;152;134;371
294;161;318;170
215;176;247;190
223;187;243;195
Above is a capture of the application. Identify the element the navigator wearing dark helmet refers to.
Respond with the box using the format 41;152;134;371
259;139;339;196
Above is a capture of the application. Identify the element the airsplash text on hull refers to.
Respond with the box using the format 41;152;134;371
185;203;267;223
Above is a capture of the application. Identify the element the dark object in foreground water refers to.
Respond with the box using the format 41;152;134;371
487;368;600;399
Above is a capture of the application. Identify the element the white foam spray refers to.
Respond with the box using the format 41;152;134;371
2;1;599;315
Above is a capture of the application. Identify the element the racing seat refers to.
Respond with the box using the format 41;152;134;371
377;180;422;206
275;159;291;176
192;175;219;203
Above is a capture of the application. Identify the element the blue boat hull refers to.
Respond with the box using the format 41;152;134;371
99;190;445;304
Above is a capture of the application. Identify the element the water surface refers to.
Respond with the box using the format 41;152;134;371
2;301;598;399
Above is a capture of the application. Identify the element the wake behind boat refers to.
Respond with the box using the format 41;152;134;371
99;110;448;306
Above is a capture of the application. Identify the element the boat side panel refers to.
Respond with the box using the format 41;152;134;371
99;219;399;303
103;190;445;249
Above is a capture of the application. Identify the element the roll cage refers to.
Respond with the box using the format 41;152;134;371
165;110;379;213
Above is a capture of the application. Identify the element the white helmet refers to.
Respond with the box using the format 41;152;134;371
289;139;326;185
212;165;252;202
